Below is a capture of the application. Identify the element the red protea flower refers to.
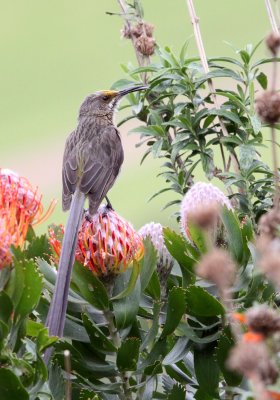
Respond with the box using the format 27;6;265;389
180;182;232;241
77;206;144;277
49;205;144;278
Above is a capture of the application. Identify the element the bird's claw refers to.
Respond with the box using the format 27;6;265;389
84;210;93;222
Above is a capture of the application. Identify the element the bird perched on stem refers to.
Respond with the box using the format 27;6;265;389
45;85;148;357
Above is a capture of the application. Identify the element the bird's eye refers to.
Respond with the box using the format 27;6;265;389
102;95;109;101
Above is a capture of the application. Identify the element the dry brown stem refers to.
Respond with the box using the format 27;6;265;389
185;0;240;177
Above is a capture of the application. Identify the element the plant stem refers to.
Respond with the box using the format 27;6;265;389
265;0;279;32
103;310;133;400
64;350;72;400
116;0;193;187
271;125;280;207
185;0;240;177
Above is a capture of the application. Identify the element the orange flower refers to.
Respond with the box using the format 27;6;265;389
0;169;56;228
233;312;247;324
242;331;265;343
0;168;56;268
267;391;280;400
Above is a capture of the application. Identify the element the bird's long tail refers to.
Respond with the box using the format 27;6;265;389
45;189;85;360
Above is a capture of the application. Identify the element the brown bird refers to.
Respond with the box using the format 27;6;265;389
45;85;148;351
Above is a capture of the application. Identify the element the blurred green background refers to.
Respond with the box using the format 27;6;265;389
0;1;272;232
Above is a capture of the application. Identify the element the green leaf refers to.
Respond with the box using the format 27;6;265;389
194;344;220;396
111;261;140;300
140;238;158;292
140;301;161;351
37;258;57;285
117;337;141;371
72;262;109;311
162;337;189;365
82;313;116;353
161;287;186;337
113;269;141;330
185;286;224;317
220;207;244;264
152;138;164;158
187;221;207;254
209;108;242;125
164;228;197;286
0;291;13;324
167;384;186;400
48;361;65;400
145;270;161;300
0;369;29;400
26;234;51;260
216;327;242;386
256;71;268;89
37;327;57;352
12;260;43;323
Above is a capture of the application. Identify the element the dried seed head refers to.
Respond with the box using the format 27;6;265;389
266;32;280;56
180;182;232;242
228;341;278;384
135;36;156;56
255;91;280;124
258;243;280;287
132;22;154;38
121;25;132;39
196;248;236;291
139;222;173;283
258;208;280;241
245;304;280;336
188;203;220;230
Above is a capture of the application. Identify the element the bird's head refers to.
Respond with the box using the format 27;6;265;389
78;85;148;119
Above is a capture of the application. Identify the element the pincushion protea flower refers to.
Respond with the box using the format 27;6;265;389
49;205;144;278
180;182;232;241
139;222;173;283
0;168;56;268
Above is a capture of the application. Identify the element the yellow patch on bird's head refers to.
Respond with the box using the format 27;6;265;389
99;90;118;97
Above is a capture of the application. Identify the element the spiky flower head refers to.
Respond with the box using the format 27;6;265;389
0;168;56;268
0;168;56;229
139;222;173;282
77;206;144;278
180;182;232;241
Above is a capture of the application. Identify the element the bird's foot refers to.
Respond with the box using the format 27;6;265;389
105;196;114;211
84;209;93;222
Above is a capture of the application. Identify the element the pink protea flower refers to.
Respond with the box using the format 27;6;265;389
77;206;144;277
139;222;173;282
49;206;144;278
180;182;232;241
139;222;172;266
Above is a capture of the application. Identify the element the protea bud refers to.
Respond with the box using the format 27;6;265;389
180;182;232;242
50;206;144;279
139;222;173;284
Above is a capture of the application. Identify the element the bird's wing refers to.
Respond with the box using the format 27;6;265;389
62;125;124;212
80;126;124;200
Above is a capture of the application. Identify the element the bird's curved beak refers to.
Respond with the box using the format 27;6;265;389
117;85;149;97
